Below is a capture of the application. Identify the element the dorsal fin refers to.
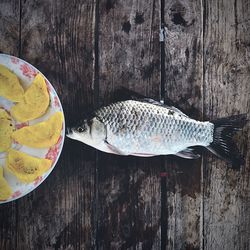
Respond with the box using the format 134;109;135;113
113;87;189;117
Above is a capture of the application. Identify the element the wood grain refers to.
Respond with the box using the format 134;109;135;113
164;0;203;249
97;0;162;249
0;0;20;55
203;0;250;249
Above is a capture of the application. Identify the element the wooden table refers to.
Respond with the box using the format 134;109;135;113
0;0;249;249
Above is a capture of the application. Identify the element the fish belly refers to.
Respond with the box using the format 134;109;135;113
106;117;213;156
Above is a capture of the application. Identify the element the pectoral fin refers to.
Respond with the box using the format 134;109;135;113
104;140;128;155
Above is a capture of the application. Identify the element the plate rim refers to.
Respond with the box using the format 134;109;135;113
0;53;65;204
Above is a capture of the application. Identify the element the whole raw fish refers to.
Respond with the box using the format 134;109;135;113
67;89;247;167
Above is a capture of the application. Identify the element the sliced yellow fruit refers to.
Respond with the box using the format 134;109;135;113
0;120;14;152
0;64;24;102
11;73;50;122
0;108;11;120
7;149;52;183
0;167;12;200
0;108;14;152
12;112;63;148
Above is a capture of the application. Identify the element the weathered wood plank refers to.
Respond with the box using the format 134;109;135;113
164;0;203;249
0;0;20;55
203;0;250;249
0;1;20;250
97;1;162;249
0;0;96;249
0;203;18;250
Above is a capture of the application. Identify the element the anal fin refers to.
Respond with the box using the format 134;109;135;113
176;148;200;159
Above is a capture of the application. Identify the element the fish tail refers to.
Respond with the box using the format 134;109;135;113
207;114;248;168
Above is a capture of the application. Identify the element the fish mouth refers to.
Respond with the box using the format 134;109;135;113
66;127;73;138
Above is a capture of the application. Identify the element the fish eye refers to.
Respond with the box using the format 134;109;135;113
77;126;85;133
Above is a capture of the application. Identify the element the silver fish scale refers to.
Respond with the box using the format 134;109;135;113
95;100;214;155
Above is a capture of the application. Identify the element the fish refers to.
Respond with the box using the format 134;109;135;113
66;89;247;168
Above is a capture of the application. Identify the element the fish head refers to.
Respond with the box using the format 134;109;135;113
66;117;106;147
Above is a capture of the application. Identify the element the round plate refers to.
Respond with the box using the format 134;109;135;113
0;54;65;204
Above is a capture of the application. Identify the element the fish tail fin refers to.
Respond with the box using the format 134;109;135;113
207;114;247;168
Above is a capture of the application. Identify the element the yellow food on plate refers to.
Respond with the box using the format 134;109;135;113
0;108;14;152
0;120;13;152
11;73;50;122
0;167;12;200
12;112;63;148
0;108;11;120
7;149;52;183
0;64;24;102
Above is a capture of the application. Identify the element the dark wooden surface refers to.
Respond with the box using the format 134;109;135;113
97;1;162;249
0;0;249;249
163;1;203;249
